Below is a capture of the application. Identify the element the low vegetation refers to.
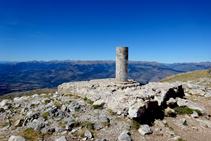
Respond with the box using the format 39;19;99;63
2;122;9;128
174;107;193;115
55;102;62;108
108;109;115;116
160;69;211;83
131;119;140;130
41;112;49;120
173;107;202;116
16;128;44;141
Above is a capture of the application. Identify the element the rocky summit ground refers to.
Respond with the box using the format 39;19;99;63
1;71;211;141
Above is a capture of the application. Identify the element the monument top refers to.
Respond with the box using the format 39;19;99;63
116;47;128;82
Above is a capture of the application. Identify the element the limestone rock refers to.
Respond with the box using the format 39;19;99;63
56;136;67;141
191;111;199;118
99;114;109;123
173;118;186;126
154;120;165;127
164;107;176;117
166;98;177;108
177;98;209;115
128;99;145;119
8;135;27;141
196;119;211;127
93;100;105;106
118;130;131;141
0;99;12;108
84;130;92;138
69;100;80;112
66;121;74;131
138;124;153;135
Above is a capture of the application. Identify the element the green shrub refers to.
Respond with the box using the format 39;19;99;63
87;99;94;105
44;100;51;104
41;112;49;120
55;102;62;108
84;97;88;101
174;107;193;115
108;109;115;116
92;105;103;110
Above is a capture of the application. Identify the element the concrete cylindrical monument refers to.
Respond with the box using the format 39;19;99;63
116;47;128;82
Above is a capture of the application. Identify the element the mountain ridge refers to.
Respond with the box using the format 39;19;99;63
0;60;210;95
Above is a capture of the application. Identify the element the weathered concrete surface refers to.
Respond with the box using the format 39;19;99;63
116;47;128;82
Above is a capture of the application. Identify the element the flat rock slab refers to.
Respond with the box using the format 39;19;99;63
58;79;186;115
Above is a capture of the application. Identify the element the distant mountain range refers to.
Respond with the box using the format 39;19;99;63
0;60;210;95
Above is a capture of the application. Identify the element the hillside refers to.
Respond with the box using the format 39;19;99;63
0;61;210;95
0;60;183;95
160;69;211;83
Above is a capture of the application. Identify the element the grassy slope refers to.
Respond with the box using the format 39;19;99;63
160;69;211;83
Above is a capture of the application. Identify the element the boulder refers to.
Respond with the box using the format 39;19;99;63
93;100;105;106
8;135;27;141
191;111;199;118
138;124;153;135
99;114;109;123
166;98;177;108
84;130;93;138
69;100;80;112
66;121;74;131
165;107;176;117
128;99;145;119
118;130;131;141
0;99;12;108
56;136;67;141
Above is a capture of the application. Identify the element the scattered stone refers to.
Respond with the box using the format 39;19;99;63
168;136;183;141
56;136;67;141
138;124;153;135
165;130;175;137
8;135;27;141
164;107;176;117
66;121;74;131
174;118;186;126
99;114;109;123
118;130;131;141
155;128;162;132
196;119;211;127
93;100;105;106
69;100;80;112
154;120;165;127
191;111;199;118
166;98;177;108
185;114;191;119
84;130;93;138
128;99;145;119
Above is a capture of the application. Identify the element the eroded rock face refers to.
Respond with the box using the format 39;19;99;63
58;79;187;118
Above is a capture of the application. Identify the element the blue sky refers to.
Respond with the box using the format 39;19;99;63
0;0;210;63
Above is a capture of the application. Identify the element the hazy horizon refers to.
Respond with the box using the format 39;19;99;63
0;59;211;64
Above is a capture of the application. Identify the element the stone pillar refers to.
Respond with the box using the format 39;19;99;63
116;47;128;82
